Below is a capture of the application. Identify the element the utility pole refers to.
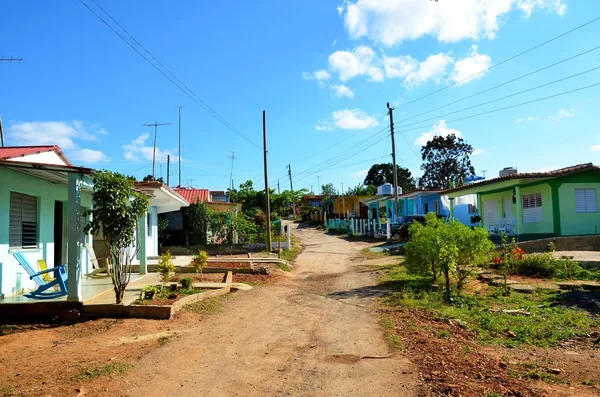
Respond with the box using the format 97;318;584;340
263;111;272;252
143;122;171;178
287;163;295;217
341;182;345;218
278;179;280;194
229;151;237;191
178;106;183;187
160;164;163;180
387;103;399;223
317;176;321;194
482;170;488;179
0;116;4;148
167;155;171;186
310;185;313;194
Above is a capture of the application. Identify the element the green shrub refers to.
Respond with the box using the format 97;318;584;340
181;277;193;289
192;250;209;273
514;253;559;278
157;251;175;283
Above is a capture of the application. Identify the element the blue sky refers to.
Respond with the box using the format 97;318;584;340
2;0;599;194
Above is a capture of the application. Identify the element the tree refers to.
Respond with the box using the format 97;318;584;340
363;163;416;192
184;201;216;245
419;135;475;190
321;183;337;196
347;183;376;196
85;170;149;304
142;174;164;183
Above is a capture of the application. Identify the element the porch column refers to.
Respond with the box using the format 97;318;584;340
477;194;483;227
550;182;562;236
138;213;147;275
449;198;455;221
515;186;523;236
67;173;82;302
404;198;408;216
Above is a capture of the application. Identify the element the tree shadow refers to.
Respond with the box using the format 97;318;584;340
327;277;434;300
550;290;600;316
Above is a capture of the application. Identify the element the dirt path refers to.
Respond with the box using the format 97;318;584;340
124;223;421;396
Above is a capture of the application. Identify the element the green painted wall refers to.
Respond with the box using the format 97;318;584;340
0;168;92;297
558;182;600;236
519;183;553;234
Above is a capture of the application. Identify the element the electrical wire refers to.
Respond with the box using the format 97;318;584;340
395;65;600;129
395;15;600;110
80;0;262;149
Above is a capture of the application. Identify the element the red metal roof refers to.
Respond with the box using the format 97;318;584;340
173;187;211;204
443;163;600;194
0;145;72;166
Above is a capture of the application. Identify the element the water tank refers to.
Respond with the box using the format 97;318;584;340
499;167;518;177
377;183;393;195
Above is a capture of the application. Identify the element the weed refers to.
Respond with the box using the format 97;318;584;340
380;316;403;349
487;393;502;397
278;263;291;272
158;335;171;345
280;236;301;262
71;362;133;381
435;329;452;339
184;293;232;315
582;380;595;386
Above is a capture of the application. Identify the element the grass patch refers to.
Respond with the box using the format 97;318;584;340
134;287;206;305
279;235;301;262
360;247;390;259
184;293;233;315
277;262;291;272
380;316;403;349
380;264;600;348
71;362;133;382
582;380;596;386
158;335;172;345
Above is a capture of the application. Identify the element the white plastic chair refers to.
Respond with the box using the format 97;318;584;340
498;217;516;235
487;218;506;234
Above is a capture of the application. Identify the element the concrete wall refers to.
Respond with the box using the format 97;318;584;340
0;168;92;297
559;182;600;236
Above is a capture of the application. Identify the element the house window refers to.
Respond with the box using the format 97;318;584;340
424;203;429;213
9;192;38;249
434;201;440;215
147;213;151;236
468;204;478;214
522;192;543;223
575;189;597;213
163;211;184;230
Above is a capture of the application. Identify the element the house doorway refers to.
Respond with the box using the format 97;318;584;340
54;201;64;271
503;197;512;219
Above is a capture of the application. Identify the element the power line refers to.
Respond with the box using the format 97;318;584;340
397;45;600;126
396;15;600;110
396;66;600;130
394;81;600;135
81;0;261;148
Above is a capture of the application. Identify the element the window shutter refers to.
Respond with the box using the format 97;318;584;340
576;189;597;212
10;192;38;249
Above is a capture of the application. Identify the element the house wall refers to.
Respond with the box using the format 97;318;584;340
559;182;600;236
0;168;92;297
9;151;67;166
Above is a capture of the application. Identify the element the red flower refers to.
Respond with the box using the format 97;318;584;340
493;257;500;264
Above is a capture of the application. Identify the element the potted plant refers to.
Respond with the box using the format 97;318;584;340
470;215;481;224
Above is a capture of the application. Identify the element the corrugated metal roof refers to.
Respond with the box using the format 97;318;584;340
443;163;600;194
173;187;210;204
0;145;72;165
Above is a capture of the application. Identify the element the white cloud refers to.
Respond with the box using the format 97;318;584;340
516;116;540;123
6;120;108;163
405;53;453;88
302;69;331;81
328;46;384;82
351;169;368;178
414;120;463;146
549;108;575;123
333;109;378;129
449;45;492;85
472;148;486;156
590;145;600;152
339;0;566;46
331;84;355;98
317;109;379;131
123;133;177;162
70;148;107;163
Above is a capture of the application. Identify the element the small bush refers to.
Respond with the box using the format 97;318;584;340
157;251;175;283
192;250;209;273
514;253;557;278
181;277;193;289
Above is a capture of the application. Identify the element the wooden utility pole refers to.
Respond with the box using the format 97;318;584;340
263;111;272;251
387;103;399;222
178;106;183;187
143;122;171;178
287;163;295;216
166;155;170;186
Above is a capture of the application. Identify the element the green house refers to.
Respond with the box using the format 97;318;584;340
444;163;600;237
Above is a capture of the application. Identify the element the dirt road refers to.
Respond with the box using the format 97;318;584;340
125;223;421;396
